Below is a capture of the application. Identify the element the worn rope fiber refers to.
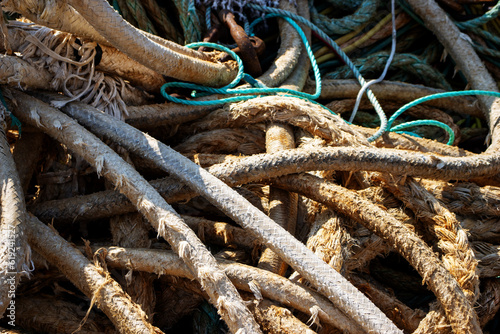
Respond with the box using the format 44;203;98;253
93;245;364;333
373;175;480;333
8;90;262;334
405;0;500;150
0;110;31;317
55;95;403;334
67;0;237;86
24;214;162;334
27;135;499;224
271;173;481;334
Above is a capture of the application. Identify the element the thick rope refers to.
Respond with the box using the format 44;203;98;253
58;97;403;334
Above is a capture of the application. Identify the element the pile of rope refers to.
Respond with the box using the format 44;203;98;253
1;0;500;333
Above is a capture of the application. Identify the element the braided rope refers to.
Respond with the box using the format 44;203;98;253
378;176;480;333
161;16;323;104
62;97;404;334
310;0;381;35
123;0;157;35
248;3;388;141
16;25;147;119
174;0;202;43
141;0;184;43
421;179;500;216
324;52;452;90
12;91;262;334
0;114;31;317
455;1;500;30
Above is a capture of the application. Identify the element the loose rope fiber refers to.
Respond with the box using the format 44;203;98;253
67;0;237;86
57;97;403;334
9;90;263;334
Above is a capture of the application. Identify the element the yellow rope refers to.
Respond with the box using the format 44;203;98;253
314;21;370;58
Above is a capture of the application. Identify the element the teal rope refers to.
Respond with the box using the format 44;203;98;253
455;2;500;30
205;6;212;31
391;119;455;145
247;3;388;142
187;0;202;43
0;88;21;134
387;90;500;145
174;0;202;44
161;16;323;105
393;130;422;138
112;0;122;15
469;27;500;47
324;52;452;90
471;42;500;59
310;0;381;35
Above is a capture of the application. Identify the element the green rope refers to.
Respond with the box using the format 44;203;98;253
400;0;500;43
112;0;122;15
455;2;500;30
174;0;202;44
124;0;157;35
310;0;381;35
469;41;500;60
324;52;452;90
468;27;500;47
142;0;184;43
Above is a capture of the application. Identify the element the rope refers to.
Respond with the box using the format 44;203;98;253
196;0;280;14
455;2;500;30
391;119;455;145
248;4;388;141
141;0;183;43
349;0;397;122
310;0;381;35
174;0;202;44
315;12;392;64
161;16;323;104
123;0;157;35
163;3;475;146
468;27;500;48
324;52;452;90
19;25;145;119
0;88;21;132
387;90;500;145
